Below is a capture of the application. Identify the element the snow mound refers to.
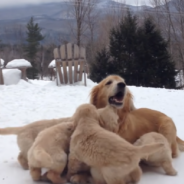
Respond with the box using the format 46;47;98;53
2;69;21;85
175;70;184;88
0;58;5;66
6;59;32;68
18;79;31;86
48;59;55;68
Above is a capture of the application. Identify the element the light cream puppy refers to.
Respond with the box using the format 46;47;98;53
134;132;177;176
28;121;74;184
0;117;71;169
67;104;119;184
69;104;164;184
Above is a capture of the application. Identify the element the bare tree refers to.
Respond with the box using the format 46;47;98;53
94;0;127;51
148;0;184;87
68;0;91;46
85;0;99;44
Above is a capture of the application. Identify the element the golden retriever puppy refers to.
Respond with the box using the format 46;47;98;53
67;104;119;184
68;104;164;184
28;122;74;184
0;117;71;169
97;104;119;133
134;132;177;176
90;75;184;158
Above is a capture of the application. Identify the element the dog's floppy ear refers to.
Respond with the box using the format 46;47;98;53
123;87;136;112
90;85;100;107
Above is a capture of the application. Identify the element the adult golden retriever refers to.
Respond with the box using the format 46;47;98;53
69;104;163;184
90;75;184;158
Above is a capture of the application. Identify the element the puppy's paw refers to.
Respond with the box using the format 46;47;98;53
70;174;91;184
166;169;177;176
41;172;50;182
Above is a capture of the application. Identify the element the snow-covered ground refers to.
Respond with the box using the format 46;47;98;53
0;78;184;184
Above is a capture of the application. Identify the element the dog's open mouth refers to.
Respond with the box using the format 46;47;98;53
109;91;124;107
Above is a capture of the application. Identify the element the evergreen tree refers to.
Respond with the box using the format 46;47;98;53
109;11;139;85
90;48;116;82
0;40;4;52
24;17;44;79
90;12;176;89
136;18;176;88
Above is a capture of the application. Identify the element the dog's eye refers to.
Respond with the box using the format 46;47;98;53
105;81;112;85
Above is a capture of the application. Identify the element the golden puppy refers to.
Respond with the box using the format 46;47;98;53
134;132;177;176
90;75;184;158
0;117;71;169
68;104;163;184
28;122;74;184
67;104;119;184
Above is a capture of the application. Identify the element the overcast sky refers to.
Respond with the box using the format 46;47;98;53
0;0;156;8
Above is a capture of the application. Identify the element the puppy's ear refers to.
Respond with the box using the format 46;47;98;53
90;85;100;106
67;124;74;132
99;119;105;128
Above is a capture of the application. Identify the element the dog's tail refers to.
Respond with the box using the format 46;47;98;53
177;136;184;151
33;147;53;167
137;143;164;159
0;126;23;135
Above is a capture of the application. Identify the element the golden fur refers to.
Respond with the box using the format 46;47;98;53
134;132;177;176
90;75;184;158
67;104;119;184
69;104;164;184
28;122;74;184
0;117;72;169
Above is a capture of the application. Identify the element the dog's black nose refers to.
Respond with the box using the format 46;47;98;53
117;82;125;89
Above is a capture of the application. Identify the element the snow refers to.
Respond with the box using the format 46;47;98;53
2;69;21;85
113;0;161;7
48;59;55;68
176;70;184;88
0;79;184;184
0;58;5;66
6;59;32;68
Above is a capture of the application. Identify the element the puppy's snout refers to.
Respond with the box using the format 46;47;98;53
117;82;125;89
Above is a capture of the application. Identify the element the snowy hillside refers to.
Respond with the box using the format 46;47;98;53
0;79;184;184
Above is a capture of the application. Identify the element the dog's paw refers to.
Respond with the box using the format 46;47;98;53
41;172;50;182
166;169;177;176
70;174;91;184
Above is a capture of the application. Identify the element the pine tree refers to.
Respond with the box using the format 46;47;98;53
90;12;176;89
136;18;176;88
109;11;139;85
24;17;44;79
90;48;116;82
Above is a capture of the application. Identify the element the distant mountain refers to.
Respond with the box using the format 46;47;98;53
0;0;156;44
